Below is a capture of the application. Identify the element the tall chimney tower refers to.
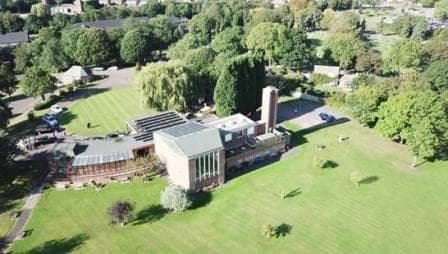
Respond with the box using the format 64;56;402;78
261;86;279;133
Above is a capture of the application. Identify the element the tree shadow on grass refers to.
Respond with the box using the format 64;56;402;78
132;204;167;226
189;191;212;210
58;111;78;126
275;223;292;238
323;160;339;169
20;233;89;254
359;176;379;185
283;188;302;199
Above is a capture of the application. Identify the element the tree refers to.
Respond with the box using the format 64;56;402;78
108;200;134;225
20;66;55;101
435;0;448;20
0;64;16;96
39;39;72;72
24;14;49;34
347;84;389;126
246;22;288;66
62;26;85;59
120;28;151;64
167;33;206;59
411;18;430;41
0;99;11;128
30;3;50;17
325;32;364;69
214;54;265;116
210;27;245;56
135;60;195;112
139;0;164;17
423;60;448;92
74;28;113;66
420;0;436;7
328;11;363;34
184;47;216;99
165;1;192;18
354;49;383;75
320;8;335;30
149;15;178;53
13;44;32;73
248;7;282;28
160;185;191;213
376;90;448;166
0;12;25;33
278;29;311;69
384;40;423;73
422;39;448;64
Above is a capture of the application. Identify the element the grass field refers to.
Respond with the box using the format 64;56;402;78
9;121;448;254
59;87;155;136
0;163;46;239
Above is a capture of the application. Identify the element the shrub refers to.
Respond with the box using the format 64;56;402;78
350;171;362;187
33;95;60;110
310;73;334;85
27;110;35;120
262;224;276;238
313;157;327;168
107;200;134;225
161;185;191;213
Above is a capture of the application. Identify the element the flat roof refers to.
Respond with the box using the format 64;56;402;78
127;111;187;142
205;113;257;132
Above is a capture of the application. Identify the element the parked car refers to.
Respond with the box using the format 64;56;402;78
50;104;64;114
35;124;54;135
318;112;336;123
43;114;59;127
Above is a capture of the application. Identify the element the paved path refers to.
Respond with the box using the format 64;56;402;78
1;174;47;253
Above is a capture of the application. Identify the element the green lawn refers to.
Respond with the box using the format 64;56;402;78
59;87;155;137
9;122;448;253
0;163;46;239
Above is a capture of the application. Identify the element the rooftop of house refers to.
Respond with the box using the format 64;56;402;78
0;31;29;45
205;113;257;133
155;122;224;158
63;65;89;78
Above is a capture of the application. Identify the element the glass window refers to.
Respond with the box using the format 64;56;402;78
224;133;232;142
247;127;255;135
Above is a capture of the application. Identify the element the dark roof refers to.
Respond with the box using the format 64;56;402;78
77;17;149;30
0;31;29;45
128;111;187;143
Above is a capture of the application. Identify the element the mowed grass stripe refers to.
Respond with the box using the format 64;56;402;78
61;88;155;136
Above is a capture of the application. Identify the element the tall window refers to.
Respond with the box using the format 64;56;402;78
195;151;219;182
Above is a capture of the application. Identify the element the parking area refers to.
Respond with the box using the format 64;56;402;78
277;99;347;129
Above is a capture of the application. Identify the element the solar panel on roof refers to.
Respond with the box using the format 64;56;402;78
137;115;185;130
163;122;208;137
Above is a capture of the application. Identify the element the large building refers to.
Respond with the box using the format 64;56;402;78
53;86;290;190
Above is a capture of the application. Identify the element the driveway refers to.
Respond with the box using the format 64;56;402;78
96;67;134;89
278;99;346;129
